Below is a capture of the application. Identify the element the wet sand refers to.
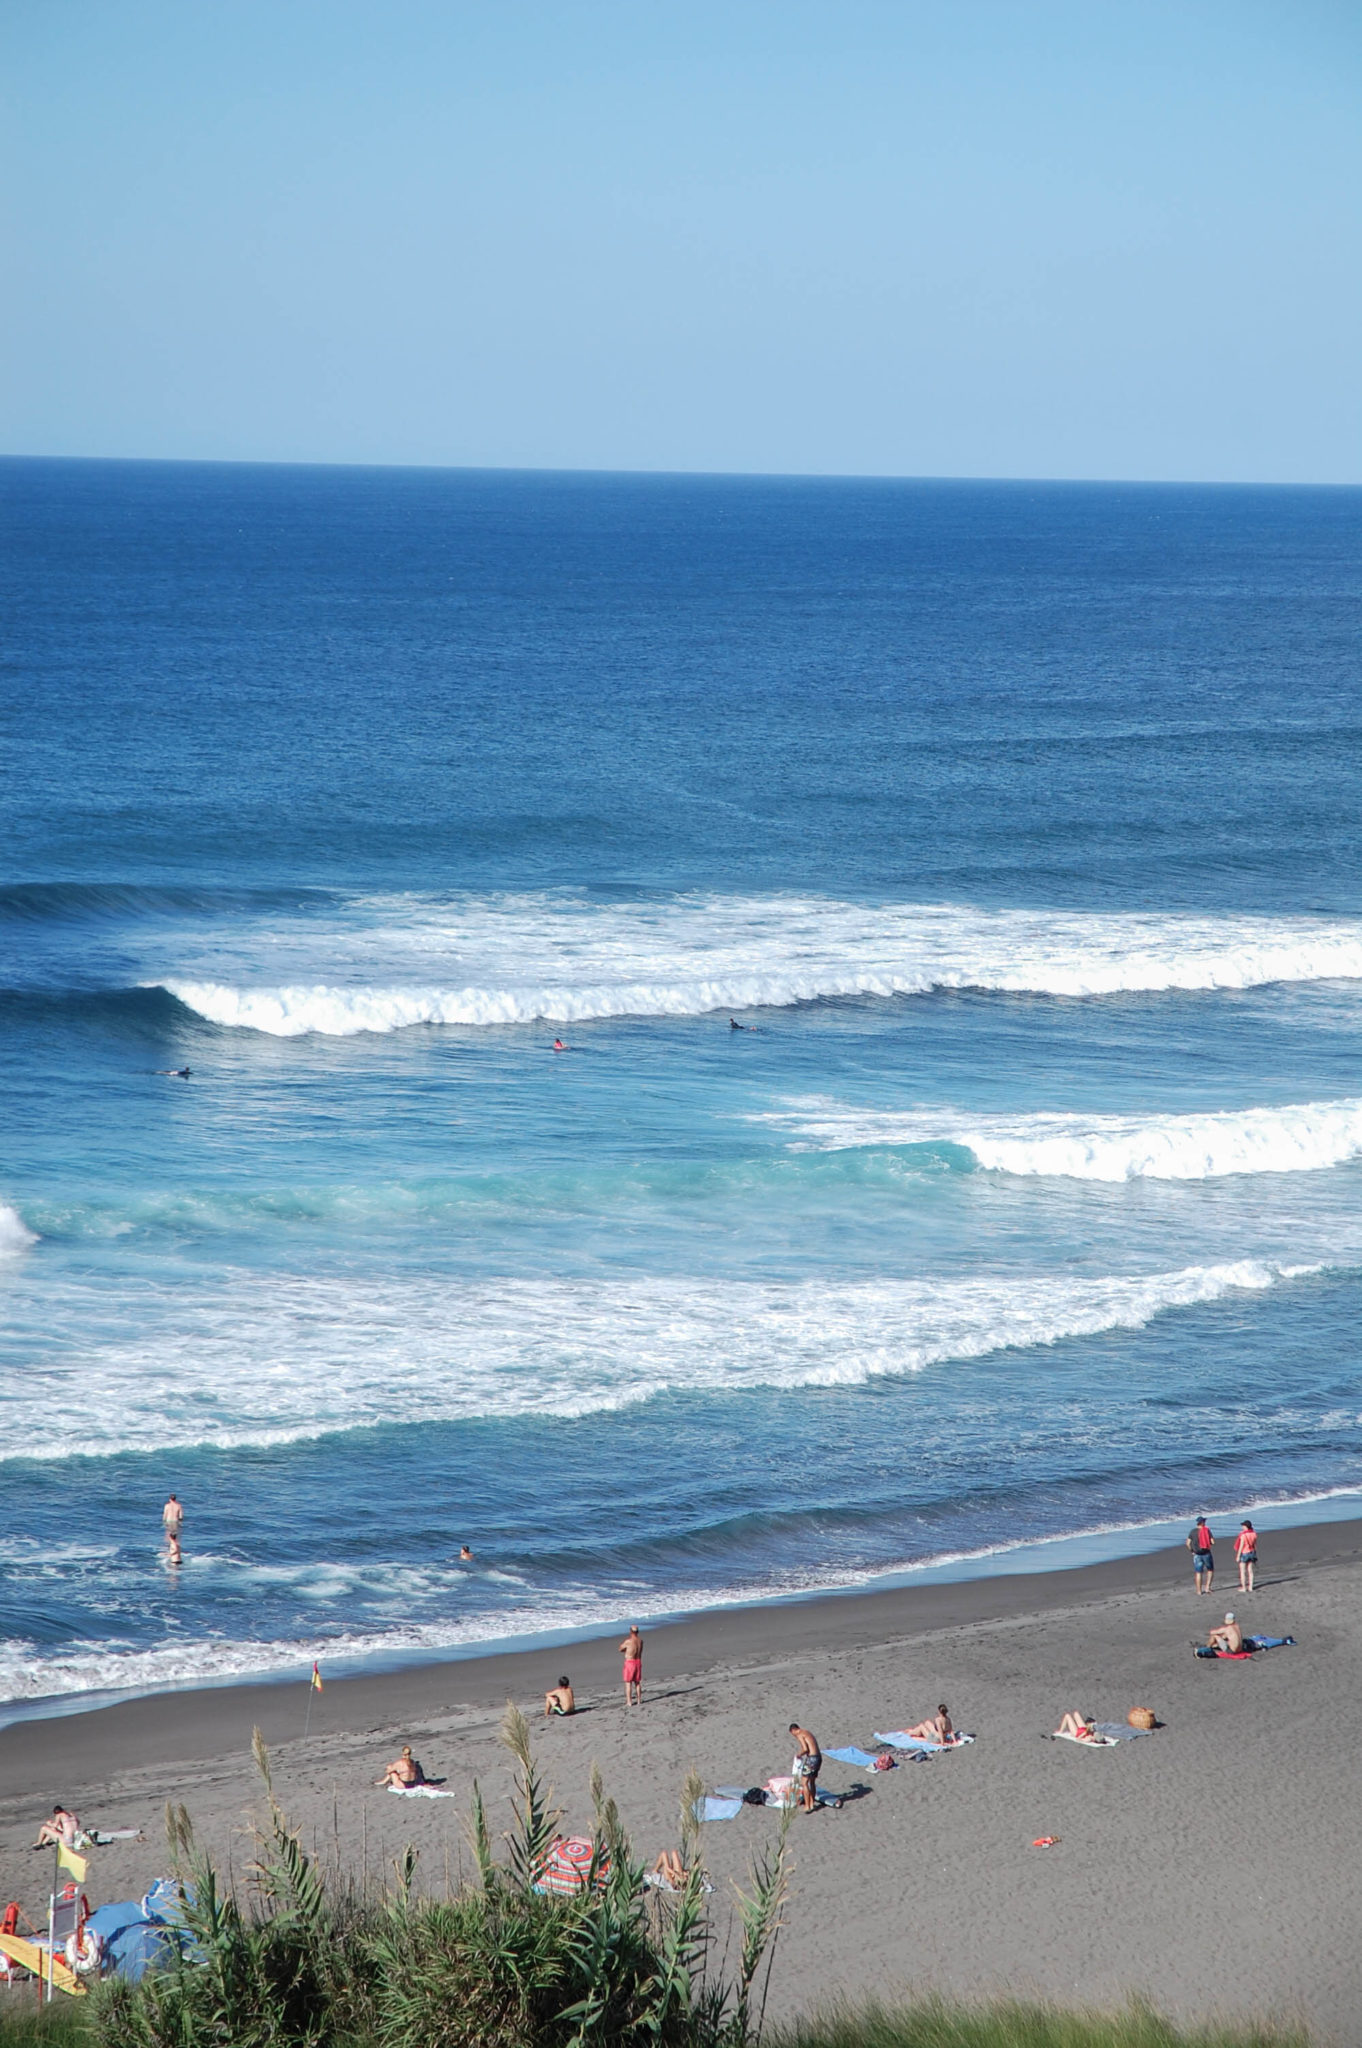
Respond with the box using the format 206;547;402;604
4;1518;1360;2039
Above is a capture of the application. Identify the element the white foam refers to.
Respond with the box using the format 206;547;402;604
759;1095;1362;1181
155;894;1362;1034
0;1202;37;1254
0;1258;1319;1463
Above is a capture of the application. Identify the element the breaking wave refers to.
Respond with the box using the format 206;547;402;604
152;895;1362;1035
0;1203;38;1255
1;1258;1321;1462
758;1096;1362;1182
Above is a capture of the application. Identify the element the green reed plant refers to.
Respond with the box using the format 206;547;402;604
86;1708;794;2048
766;1997;1308;2048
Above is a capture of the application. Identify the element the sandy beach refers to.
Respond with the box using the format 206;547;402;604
4;1518;1360;2040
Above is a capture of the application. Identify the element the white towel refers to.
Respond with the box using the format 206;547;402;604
387;1784;456;1798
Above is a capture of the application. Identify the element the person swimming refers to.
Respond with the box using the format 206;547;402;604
158;1067;191;1078
552;1039;568;1052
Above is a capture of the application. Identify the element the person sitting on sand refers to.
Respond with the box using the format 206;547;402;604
544;1676;575;1717
33;1804;80;1849
901;1704;954;1745
376;1745;425;1788
1208;1612;1245;1653
1055;1712;1099;1741
650;1848;687;1890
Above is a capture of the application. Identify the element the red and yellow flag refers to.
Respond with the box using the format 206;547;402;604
310;1661;323;1692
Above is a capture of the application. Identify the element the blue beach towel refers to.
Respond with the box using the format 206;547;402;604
824;1746;881;1769
694;1795;743;1823
874;1731;975;1752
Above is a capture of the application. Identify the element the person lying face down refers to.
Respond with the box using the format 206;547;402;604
376;1745;425;1787
1054;1711;1099;1741
1207;1613;1244;1653
544;1676;575;1716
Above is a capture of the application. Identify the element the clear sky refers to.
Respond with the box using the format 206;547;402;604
4;1;1360;481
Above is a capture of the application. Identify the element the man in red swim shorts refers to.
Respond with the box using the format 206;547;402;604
620;1624;644;1706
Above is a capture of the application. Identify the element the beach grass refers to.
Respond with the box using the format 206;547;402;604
768;2000;1307;2048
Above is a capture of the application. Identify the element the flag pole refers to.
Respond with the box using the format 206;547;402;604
46;1844;57;2005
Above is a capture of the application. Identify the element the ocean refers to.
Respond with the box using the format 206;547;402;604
3;456;1362;1714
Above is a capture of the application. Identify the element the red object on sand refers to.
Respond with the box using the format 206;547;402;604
1031;1836;1061;1847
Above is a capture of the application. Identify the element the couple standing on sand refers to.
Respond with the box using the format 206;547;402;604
1186;1517;1258;1596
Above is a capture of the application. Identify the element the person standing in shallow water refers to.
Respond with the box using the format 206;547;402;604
620;1624;643;1705
162;1492;184;1563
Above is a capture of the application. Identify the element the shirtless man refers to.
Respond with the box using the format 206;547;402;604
543;1675;575;1717
1208;1612;1245;1653
902;1704;954;1746
620;1625;643;1706
376;1745;424;1788
789;1722;822;1812
162;1493;184;1563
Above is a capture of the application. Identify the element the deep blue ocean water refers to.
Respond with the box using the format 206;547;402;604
3;457;1362;1710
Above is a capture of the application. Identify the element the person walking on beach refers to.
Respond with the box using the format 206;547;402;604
620;1625;644;1706
162;1492;184;1563
1186;1515;1214;1594
789;1722;822;1812
1234;1520;1258;1593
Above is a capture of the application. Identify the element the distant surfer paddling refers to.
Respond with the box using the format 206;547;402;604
552;1039;569;1052
158;1067;191;1078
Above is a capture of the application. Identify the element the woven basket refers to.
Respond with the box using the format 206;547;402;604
1127;1706;1156;1731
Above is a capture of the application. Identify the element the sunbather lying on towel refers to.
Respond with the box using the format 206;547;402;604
900;1704;954;1746
32;1804;80;1849
376;1746;425;1788
1054;1712;1100;1742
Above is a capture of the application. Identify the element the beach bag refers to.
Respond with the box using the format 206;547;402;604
1127;1707;1156;1731
873;1751;897;1771
742;1787;765;1805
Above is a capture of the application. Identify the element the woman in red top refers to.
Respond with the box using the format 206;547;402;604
1234;1520;1258;1593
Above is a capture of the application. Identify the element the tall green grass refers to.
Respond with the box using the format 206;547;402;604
89;1706;791;2048
767;1999;1307;2048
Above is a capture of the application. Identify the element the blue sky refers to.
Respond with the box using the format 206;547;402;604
4;1;1360;480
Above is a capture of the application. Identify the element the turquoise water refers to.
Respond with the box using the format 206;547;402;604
3;459;1362;1708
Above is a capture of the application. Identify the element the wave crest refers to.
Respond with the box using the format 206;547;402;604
760;1096;1362;1182
154;896;1362;1034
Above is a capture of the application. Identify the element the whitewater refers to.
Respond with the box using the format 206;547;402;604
758;1096;1362;1181
152;896;1362;1034
0;1258;1323;1462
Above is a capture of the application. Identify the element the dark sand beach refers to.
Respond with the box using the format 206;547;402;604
4;1518;1360;2039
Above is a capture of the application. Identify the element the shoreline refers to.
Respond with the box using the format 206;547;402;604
7;1486;1360;1735
6;1509;1360;1789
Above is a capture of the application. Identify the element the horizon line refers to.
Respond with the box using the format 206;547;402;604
3;450;1359;492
